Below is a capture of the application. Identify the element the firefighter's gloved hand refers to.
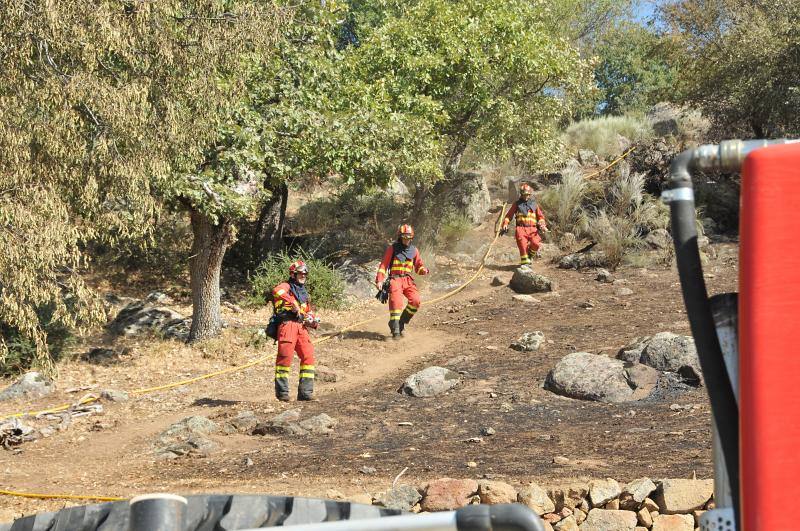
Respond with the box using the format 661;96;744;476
420;267;429;275
499;226;509;236
304;315;320;329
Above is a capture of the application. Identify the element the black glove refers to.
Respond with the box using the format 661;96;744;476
499;226;509;236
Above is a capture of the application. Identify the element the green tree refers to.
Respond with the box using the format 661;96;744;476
662;0;800;137
0;1;281;367
594;21;678;115
346;0;593;218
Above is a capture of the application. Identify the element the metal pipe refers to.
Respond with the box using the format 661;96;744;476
238;511;459;531
129;493;187;531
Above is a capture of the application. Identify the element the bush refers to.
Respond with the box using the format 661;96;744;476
1;312;74;377
563;115;653;160
248;249;347;311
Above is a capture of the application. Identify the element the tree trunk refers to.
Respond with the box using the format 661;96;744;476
188;209;235;343
252;180;288;265
444;138;468;179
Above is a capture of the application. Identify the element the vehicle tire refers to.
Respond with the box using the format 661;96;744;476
1;494;403;530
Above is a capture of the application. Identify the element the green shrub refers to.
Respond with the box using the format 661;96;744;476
539;165;590;239
563;115;653;160
1;311;74;377
248;249;347;311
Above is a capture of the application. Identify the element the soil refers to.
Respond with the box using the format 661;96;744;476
0;218;739;522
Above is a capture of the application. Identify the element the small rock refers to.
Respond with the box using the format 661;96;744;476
651;513;694;531
359;466;377;475
315;365;341;383
554;515;579;531
581;508;638;530
512;294;541;304
100;389;129;402
553;456;571;465
466;461;478;468
654;479;713;514
510;267;555;294
491;276;506;287
596;269;614;283
298;413;338;435
480;427;496;436
376;485;421;511
244;457;254;467
511;331;545;352
590;478;622;507
518;482;555;515
478;480;517;505
637;507;653;528
400;366;461;397
422;478;479;511
615;287;634;297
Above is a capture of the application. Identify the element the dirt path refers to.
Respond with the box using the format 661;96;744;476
0;230;739;521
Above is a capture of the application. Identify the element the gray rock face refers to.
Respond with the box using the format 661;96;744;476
337;260;377;299
155;416;219;459
400;366;461;397
376;485;422;511
108;300;185;338
433;172;491;226
647;102;681;136
616;337;650;364
545;352;658;403
298;414;338;435
622;477;657;504
0;372;54;401
559;251;608;270
511;331;545;352
510;267;555;294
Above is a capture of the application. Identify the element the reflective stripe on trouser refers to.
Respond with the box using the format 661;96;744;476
298;365;314;400
275;321;315;399
275;365;290;398
515;225;542;265
388;276;420;334
399;304;417;332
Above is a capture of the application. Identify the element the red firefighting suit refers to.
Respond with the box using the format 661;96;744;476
503;198;547;265
376;241;428;336
272;280;316;400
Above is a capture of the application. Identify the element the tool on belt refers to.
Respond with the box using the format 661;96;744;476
375;279;391;304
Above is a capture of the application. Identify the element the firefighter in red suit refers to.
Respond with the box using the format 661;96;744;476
375;224;429;339
272;260;318;401
501;183;548;265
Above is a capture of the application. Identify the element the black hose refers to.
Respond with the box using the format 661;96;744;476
455;504;545;531
668;150;740;528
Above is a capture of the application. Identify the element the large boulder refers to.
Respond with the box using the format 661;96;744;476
510;267;555;294
108;300;185;338
0;372;54;401
400;367;461;397
433;172;491;226
545;352;658;403
641;333;701;383
337;260;377;299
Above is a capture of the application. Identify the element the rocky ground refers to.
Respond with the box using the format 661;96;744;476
0;217;739;526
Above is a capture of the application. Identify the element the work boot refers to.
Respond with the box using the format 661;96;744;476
388;319;401;339
297;377;315;401
398;310;413;335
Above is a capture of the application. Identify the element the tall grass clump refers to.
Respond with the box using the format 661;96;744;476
538;165;590;241
248;249;347;310
587;167;670;268
564;115;653;160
